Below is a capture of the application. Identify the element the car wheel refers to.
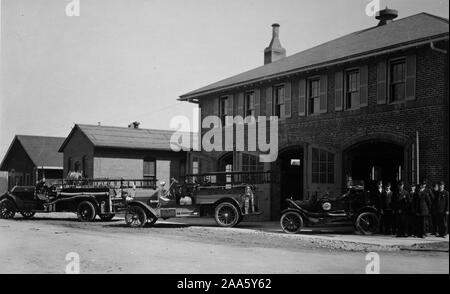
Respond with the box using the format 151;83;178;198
355;212;379;235
280;211;303;234
0;198;16;219
147;214;157;226
125;205;147;227
98;214;115;221
77;201;97;222
20;211;36;219
214;202;240;227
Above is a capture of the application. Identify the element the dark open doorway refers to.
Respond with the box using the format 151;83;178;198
344;141;404;191
278;147;304;205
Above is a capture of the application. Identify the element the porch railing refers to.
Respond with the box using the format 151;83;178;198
183;171;275;187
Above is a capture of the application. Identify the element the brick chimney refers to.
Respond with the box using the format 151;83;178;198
264;23;286;65
376;7;398;26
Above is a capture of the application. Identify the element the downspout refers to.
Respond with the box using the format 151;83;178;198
430;42;447;54
416;131;420;184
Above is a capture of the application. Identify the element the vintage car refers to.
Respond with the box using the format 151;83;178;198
280;184;380;235
122;174;262;228
0;177;123;222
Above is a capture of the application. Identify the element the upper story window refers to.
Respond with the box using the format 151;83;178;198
308;79;320;114
312;148;334;184
273;85;285;118
390;59;406;102
345;70;360;109
219;96;228;126
245;91;255;117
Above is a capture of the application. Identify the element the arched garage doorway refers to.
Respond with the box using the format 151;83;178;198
273;146;304;206
343;140;405;191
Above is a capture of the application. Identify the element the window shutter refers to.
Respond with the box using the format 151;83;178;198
360;65;369;107
265;86;273;117
405;55;416;101
227;94;234;117
212;97;219;117
334;71;343;111
298;79;306;116
377;60;387;104
319;75;328;114
237;92;244;117
284;82;292;118
254;89;261;116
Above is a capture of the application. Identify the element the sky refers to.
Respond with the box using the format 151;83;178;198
0;0;448;160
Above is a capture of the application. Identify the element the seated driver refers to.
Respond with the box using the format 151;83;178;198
158;181;171;202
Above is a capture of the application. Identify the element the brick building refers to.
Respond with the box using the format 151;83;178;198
180;10;449;219
59;123;188;185
0;135;65;190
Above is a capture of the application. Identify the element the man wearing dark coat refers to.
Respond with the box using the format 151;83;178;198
436;181;449;237
395;181;411;237
408;184;418;236
430;182;440;235
380;182;395;235
414;181;432;238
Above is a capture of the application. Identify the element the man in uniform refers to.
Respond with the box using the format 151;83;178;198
394;181;411;237
431;182;440;235
414;181;432;238
380;182;395;235
436;181;449;237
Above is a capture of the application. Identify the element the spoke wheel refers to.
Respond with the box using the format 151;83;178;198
99;214;115;221
0;198;16;219
77;201;96;222
125;206;147;227
280;211;303;234
356;212;379;235
214;202;240;227
20;211;36;219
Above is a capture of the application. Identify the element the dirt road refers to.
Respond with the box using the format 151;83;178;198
0;214;448;274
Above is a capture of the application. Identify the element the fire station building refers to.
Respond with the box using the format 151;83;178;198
59;123;188;186
180;10;449;219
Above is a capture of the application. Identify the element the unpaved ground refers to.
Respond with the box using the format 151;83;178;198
0;214;448;274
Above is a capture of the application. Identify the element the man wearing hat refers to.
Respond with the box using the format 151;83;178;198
435;181;449;237
414;181;432;238
394;181;411;237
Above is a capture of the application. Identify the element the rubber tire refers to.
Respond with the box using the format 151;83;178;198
355;212;380;235
214;202;240;227
147;214;157;226
20;211;36;219
77;201;97;222
236;214;244;225
0;198;16;219
280;211;304;234
125;205;147;227
98;214;115;221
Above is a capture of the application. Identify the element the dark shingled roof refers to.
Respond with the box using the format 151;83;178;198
59;124;190;152
180;13;449;99
1;135;65;168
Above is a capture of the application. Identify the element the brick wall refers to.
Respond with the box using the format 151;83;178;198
194;42;449;219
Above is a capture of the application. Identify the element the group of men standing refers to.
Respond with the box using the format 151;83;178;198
370;180;449;238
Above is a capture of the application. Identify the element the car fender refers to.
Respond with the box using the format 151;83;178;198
0;193;18;208
214;197;242;214
354;206;379;219
281;208;305;218
126;200;158;218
